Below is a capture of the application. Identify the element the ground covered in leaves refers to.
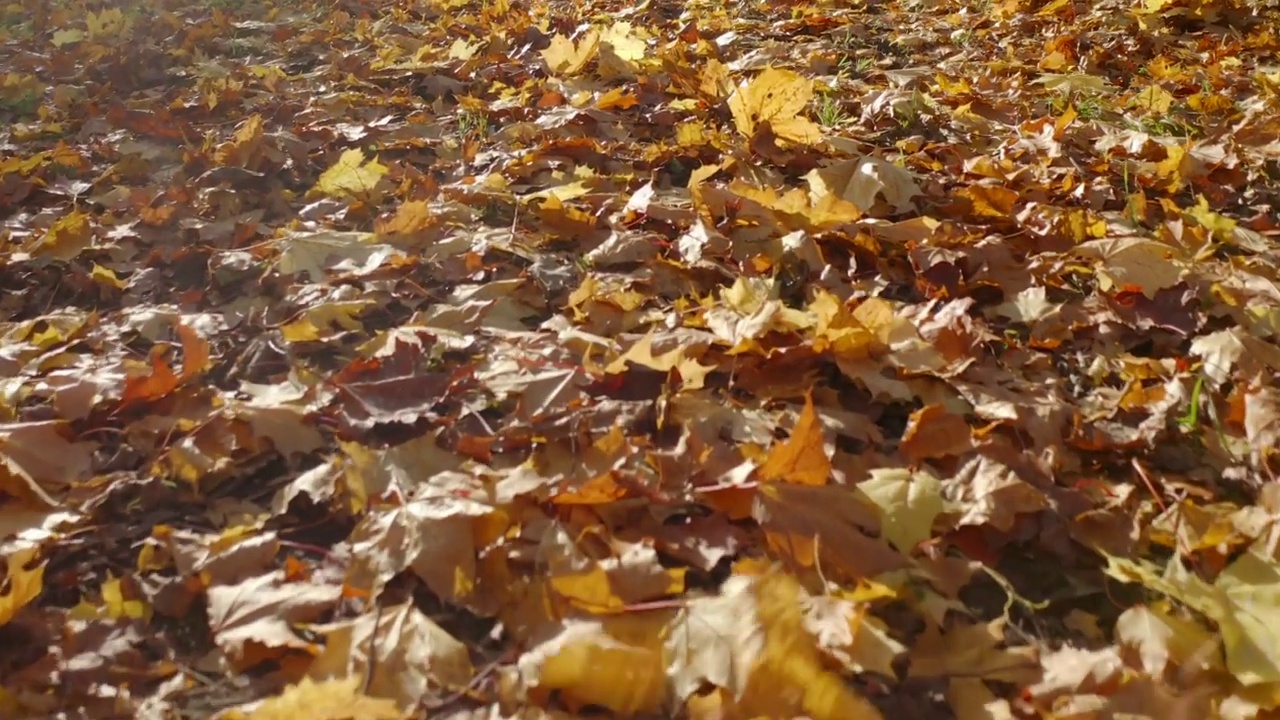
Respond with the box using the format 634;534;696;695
3;0;1280;717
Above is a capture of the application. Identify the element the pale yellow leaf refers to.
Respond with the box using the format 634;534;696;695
314;148;388;200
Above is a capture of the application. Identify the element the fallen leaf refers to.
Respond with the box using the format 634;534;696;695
0;548;44;626
313;148;388;200
307;603;473;710
231;676;406;720
857;467;945;553
758;393;831;486
729;67;823;146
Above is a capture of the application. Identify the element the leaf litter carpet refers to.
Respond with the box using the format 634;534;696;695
2;0;1280;717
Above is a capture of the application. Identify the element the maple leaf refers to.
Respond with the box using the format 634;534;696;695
728;67;824;146
376;200;433;235
27;209;94;261
603;332;715;390
0;421;94;506
598;22;647;79
909;618;1041;684
754;482;906;581
806;157;922;215
224;676;406;720
312;148;388;200
343;493;502;614
1104;546;1280;687
857;467;946;553
274;231;403;280
541;30;599;76
0;548;44;627
758;393;831;486
307;603;473;710
206;570;341;669
327;337;467;435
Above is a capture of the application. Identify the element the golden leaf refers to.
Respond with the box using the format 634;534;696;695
234;676;405;720
729;67;822;146
0;548;45;627
541;30;599;77
758;393;830;486
313;149;388;200
30;209;94;261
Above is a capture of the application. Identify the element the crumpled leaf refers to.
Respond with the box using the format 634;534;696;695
806;157;922;214
307;602;473;710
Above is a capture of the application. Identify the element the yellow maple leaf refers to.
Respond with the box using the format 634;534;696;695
313;148;388;200
30;209;94;261
280;300;374;342
86;8;130;39
68;575;151;621
743;572;884;720
1185;194;1237;243
215;113;265;167
226;676;405;720
808;290;877;359
50;29;86;47
604;333;715;390
958;183;1019;219
534;614;671;714
856;467;945;552
599;22;646;78
541;30;600;77
1131;83;1175;113
550;566;627;613
0;548;45;627
377;199;434;235
90;263;126;290
447;37;481;60
728;67;823;146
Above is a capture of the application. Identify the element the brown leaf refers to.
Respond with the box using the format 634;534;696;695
754;482;905;581
205;570;341;670
307;603;472;711
328;337;467;435
900;404;974;463
0;422;94;506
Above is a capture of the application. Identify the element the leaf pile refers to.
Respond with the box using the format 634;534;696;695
2;0;1280;717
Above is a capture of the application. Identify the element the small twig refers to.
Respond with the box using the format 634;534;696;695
422;650;516;712
76;426;127;441
362;594;385;695
277;539;332;557
176;663;220;687
1130;457;1167;513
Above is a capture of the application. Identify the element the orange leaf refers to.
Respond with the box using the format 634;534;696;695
121;347;179;405
176;324;211;383
900;405;973;464
554;473;629;505
377;200;433;235
758;393;830;486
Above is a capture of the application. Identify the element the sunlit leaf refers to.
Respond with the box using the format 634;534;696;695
758;393;830;486
313;148;388;200
0;549;44;626
729;67;823;145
